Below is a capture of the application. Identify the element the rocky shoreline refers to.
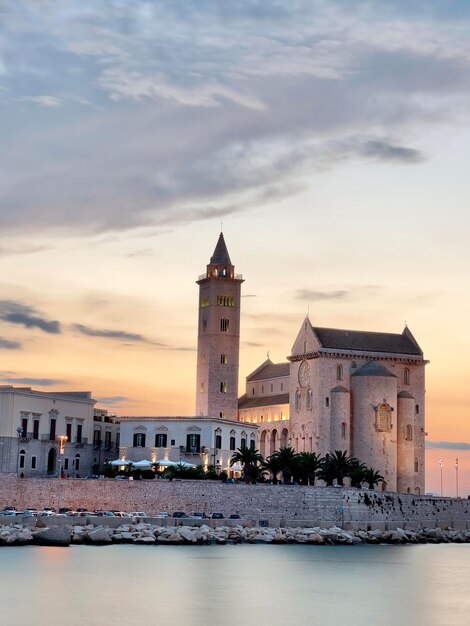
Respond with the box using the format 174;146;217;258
2;522;470;547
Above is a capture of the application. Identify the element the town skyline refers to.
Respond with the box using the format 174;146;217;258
1;1;470;495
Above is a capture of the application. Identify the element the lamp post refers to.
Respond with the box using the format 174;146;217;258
455;457;459;498
15;426;23;476
439;459;444;496
57;435;67;510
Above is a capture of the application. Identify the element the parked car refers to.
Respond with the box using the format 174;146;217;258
156;512;169;518
58;507;72;515
2;506;16;512
211;512;225;519
130;511;147;518
191;512;209;519
172;511;188;518
2;510;17;516
229;514;241;519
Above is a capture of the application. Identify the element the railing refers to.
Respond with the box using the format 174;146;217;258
197;273;243;281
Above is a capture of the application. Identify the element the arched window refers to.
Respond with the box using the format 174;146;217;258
220;382;227;393
19;449;26;470
336;365;343;381
306;389;313;410
341;423;347;439
295;390;301;411
325;397;330;408
75;453;81;471
415;404;419;415
414;458;418;473
405;424;413;441
404;368;410;385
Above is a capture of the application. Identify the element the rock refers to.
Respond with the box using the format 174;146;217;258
86;527;112;543
178;527;197;543
33;526;72;547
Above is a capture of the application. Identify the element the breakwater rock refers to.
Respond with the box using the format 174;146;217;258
2;522;470;547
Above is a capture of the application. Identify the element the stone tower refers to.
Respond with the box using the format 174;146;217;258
195;233;244;420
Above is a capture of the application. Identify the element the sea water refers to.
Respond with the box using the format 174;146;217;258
0;544;469;626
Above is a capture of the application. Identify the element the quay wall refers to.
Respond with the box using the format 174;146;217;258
1;475;470;530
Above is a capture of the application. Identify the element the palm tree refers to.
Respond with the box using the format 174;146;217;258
270;447;298;483
262;456;283;484
230;447;263;484
296;452;323;485
319;450;352;486
348;458;367;488
362;468;384;490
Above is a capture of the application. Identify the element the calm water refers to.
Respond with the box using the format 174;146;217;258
1;544;469;626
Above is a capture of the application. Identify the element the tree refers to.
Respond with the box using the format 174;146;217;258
319;450;353;486
362;468;384;490
296;452;323;485
270;447;298;483
230;447;263;484
262;456;283;484
348;458;367;488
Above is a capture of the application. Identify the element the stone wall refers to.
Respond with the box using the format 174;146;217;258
1;475;469;529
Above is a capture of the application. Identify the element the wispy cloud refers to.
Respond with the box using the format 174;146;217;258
0;337;22;350
0;377;65;386
72;324;149;343
96;395;131;406
0;301;61;334
295;285;381;301
426;440;470;451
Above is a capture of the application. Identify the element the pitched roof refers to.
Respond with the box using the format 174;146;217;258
398;390;415;399
210;232;232;265
238;392;290;409
247;360;290;382
312;324;422;356
352;361;396;378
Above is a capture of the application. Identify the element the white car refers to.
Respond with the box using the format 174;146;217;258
130;511;148;518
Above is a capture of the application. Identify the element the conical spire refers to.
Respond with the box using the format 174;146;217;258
210;232;232;265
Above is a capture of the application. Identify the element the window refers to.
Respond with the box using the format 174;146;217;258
261;386;264;394
200;381;204;393
336;365;343;381
220;382;227;393
155;433;167;448
241;438;247;449
93;429;101;447
414;458;419;473
220;318;229;332
31;456;37;470
201;296;210;308
306;389;313;410
202;319;207;332
64;458;69;471
19;449;26;470
21;418;28;438
281;383;283;391
186;434;201;453
221;353;228;364
170;439;175;446
116;432;120;450
66;423;72;443
295;390;301;411
326;397;330;408
303;341;307;353
217;296;235;307
133;433;146;447
376;404;391;432
270;384;273;392
252;387;255;395
75;454;80;471
250;439;255;450
230;436;236;451
404;368;410;385
104;431;111;450
215;434;222;449
49;418;56;441
341;422;347;439
405;424;413;441
33;419;39;440
76;424;82;444
415;404;419;415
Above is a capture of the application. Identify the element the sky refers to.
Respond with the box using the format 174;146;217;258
1;0;470;495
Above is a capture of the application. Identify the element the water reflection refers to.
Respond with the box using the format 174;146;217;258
0;544;469;626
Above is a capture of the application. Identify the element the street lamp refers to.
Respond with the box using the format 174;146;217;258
455;457;459;498
16;426;23;476
439;459;444;496
57;435;68;510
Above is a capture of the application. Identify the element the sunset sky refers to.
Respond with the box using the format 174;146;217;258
1;1;470;494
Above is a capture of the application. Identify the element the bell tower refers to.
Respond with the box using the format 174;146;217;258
195;233;243;420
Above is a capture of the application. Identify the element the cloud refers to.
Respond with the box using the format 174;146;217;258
426;440;470;451
72;324;149;343
243;341;264;347
0;337;22;350
0;1;467;235
0;300;61;334
242;294;258;298
295;285;381;301
0;377;65;386
95;395;131;406
0;244;51;256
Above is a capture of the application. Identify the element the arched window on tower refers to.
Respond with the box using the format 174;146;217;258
404;368;410;385
220;382;227;394
341;423;347;440
306;389;313;410
336;365;343;381
414;458;419;473
405;424;413;441
295;390;301;411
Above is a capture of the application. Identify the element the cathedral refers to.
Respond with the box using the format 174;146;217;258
197;233;427;494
